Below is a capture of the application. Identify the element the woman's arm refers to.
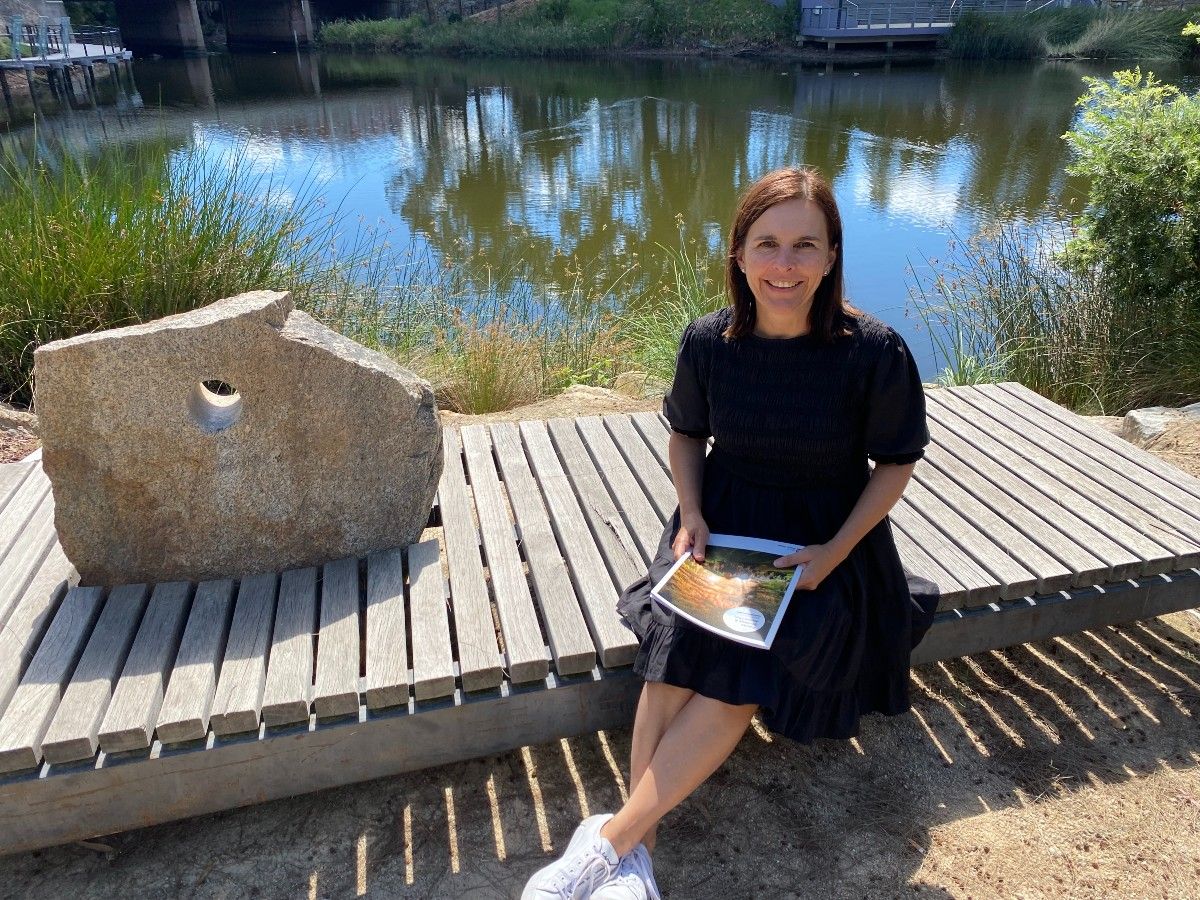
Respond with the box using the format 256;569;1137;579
774;461;916;589
668;431;711;561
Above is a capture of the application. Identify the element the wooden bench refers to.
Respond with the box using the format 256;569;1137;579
1;381;1198;855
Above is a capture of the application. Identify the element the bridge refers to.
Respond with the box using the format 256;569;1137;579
111;1;410;56
797;0;1073;48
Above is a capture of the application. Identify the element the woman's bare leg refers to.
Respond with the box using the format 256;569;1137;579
626;682;695;853
601;693;757;858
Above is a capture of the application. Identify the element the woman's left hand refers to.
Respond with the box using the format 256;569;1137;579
773;542;845;591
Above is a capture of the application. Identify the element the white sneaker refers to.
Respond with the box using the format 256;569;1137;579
521;814;621;900
591;844;662;900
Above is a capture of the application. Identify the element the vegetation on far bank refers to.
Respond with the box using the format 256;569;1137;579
910;57;1200;414
946;8;1200;60
319;0;799;56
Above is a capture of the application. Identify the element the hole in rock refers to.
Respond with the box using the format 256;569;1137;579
188;379;243;433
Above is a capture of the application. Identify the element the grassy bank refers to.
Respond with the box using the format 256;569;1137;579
947;8;1200;60
319;0;797;56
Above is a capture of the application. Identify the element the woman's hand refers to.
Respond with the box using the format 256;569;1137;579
773;542;845;591
672;513;710;562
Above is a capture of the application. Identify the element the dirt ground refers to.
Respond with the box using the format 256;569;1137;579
2;391;1199;899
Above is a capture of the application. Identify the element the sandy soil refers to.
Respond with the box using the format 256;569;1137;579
1;392;1199;899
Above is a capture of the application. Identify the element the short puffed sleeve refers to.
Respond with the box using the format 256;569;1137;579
662;321;711;439
865;328;929;465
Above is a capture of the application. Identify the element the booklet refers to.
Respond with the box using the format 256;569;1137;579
650;533;804;650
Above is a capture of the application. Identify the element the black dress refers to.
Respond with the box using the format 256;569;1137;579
616;307;939;744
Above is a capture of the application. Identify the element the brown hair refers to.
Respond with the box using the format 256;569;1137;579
723;166;858;342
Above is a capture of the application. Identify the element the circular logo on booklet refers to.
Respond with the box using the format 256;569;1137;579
723;606;766;633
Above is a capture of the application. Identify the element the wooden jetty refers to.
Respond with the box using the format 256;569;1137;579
1;382;1198;854
1;16;132;120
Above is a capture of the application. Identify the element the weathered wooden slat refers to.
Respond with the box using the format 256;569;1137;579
260;568;317;728
0;467;50;566
519;420;637;668
888;520;969;610
459;425;549;685
364;549;409;710
902;476;1040;600
630;411;672;473
960;386;1200;550
927;394;1172;576
575;416;664;566
97;582;192;753
408;538;456;702
490;423;596;677
995;381;1200;504
913;461;1074;595
210;573;278;736
436;430;506;691
154;580;235;744
931;391;1194;569
313;558;360;719
0;458;34;514
0;490;56;631
41;584;149;763
891;496;999;603
0;586;104;773
921;440;1109;588
978;383;1200;529
601;414;677;521
0;542;76;718
546;418;645;591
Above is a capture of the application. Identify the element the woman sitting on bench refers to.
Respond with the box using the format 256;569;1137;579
523;166;938;900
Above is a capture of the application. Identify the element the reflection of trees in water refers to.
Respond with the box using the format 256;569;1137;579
343;55;1101;304
55;52;1144;309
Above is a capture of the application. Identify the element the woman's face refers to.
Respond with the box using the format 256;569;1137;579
736;198;837;335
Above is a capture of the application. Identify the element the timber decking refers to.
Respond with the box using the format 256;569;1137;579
1;383;1199;854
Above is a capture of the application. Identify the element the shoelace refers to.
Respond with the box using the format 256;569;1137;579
549;842;614;897
620;847;661;900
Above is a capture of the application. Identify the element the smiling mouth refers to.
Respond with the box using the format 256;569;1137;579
765;280;799;289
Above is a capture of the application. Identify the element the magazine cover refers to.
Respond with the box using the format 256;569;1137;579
650;533;804;650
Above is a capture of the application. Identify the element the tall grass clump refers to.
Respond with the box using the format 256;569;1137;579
618;237;725;384
0;137;387;407
946;8;1200;60
910;68;1200;413
319;16;424;52
314;253;635;414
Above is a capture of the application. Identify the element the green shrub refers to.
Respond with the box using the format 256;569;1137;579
909;67;1200;413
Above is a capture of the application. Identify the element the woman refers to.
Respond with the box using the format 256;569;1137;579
523;167;938;900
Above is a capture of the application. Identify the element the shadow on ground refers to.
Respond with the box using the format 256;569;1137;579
3;615;1198;899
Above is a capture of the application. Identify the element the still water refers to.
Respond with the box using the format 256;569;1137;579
5;52;1198;375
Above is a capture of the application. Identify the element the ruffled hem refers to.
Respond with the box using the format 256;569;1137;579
625;617;913;745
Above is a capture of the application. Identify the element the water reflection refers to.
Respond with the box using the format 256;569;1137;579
5;51;1197;373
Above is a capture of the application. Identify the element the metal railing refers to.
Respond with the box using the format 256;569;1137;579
798;0;1075;32
2;16;123;61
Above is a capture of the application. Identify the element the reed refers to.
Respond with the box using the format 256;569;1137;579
946;9;1199;60
617;239;725;384
908;218;1200;414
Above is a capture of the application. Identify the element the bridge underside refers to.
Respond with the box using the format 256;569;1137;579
115;0;389;54
799;25;951;46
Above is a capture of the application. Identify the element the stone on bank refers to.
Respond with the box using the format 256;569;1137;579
34;290;442;585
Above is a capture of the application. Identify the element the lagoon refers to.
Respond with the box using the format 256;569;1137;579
4;51;1198;377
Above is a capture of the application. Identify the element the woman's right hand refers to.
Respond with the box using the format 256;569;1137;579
672;512;710;562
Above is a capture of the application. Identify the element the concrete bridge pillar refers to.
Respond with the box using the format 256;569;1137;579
223;0;315;49
113;0;206;56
